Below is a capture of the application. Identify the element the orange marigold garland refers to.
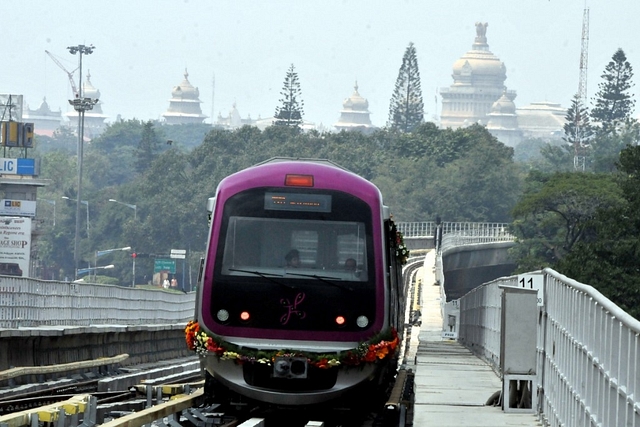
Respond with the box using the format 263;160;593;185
184;321;399;369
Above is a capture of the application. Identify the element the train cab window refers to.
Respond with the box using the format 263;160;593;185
220;217;368;281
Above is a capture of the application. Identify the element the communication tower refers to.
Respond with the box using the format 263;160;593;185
574;6;589;171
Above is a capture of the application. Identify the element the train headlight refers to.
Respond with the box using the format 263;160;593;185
335;315;346;326
240;311;251;321
216;309;230;322
356;315;369;328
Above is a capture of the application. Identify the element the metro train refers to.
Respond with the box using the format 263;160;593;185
188;157;407;407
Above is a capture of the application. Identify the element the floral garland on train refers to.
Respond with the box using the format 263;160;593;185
184;320;399;369
390;218;410;265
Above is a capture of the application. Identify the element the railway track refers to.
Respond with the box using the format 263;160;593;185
0;259;425;427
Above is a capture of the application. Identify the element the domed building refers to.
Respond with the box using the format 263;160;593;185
162;69;208;125
440;23;566;147
486;90;522;147
440;22;516;129
333;82;376;134
65;71;108;139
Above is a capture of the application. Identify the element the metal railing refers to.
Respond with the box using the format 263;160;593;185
0;277;194;329
455;269;640;427
396;221;511;239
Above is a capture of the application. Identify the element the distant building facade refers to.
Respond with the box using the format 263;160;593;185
333;82;377;134
440;22;565;147
515;102;566;140
23;97;64;137
162;70;208;125
214;103;255;130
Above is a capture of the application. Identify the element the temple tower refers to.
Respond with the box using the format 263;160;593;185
162;69;208;125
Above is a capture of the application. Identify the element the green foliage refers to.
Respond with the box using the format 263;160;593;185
563;93;593;147
35;122;523;282
591;48;636;135
273;64;304;129
510;172;624;270
554;145;640;318
35;127;77;153
135;121;162;174
590;121;640;172
388;42;424;133
537;143;575;173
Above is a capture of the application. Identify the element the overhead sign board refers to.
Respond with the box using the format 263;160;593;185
171;249;186;259
154;258;176;273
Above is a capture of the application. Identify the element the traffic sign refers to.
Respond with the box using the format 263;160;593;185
171;249;186;259
154;259;176;273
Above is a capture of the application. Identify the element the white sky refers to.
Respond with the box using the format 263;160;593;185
3;0;638;129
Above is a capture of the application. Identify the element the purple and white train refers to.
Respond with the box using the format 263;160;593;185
194;158;405;407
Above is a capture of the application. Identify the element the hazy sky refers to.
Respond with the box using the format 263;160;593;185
3;0;639;129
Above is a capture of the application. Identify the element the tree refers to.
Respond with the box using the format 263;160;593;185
562;94;593;169
135;121;162;174
591;48;636;135
556;145;640;318
510;172;624;271
273;64;304;129
388;42;424;133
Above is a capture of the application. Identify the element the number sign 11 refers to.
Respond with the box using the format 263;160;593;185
517;273;544;306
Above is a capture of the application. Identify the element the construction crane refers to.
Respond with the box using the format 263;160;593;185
45;50;79;98
574;6;589;171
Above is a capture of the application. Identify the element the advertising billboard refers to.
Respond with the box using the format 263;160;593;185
0;217;31;277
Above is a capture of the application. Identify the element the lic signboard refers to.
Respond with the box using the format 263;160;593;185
0;199;36;217
0;158;37;175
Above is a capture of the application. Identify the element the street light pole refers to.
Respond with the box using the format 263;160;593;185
94;246;131;283
67;44;96;279
76;264;114;278
108;199;137;220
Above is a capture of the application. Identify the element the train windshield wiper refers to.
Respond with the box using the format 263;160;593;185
284;272;353;291
228;268;296;289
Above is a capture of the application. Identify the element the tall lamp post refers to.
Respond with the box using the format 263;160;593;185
108;199;137;220
67;44;97;278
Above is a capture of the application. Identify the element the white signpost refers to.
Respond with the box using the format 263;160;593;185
517;273;545;306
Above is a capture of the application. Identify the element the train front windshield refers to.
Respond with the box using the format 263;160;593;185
217;189;372;282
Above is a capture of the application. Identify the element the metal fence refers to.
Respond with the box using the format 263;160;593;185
397;221;511;239
0;277;195;329
455;269;640;427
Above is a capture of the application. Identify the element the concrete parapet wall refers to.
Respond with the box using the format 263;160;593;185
0;324;192;377
441;242;516;301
